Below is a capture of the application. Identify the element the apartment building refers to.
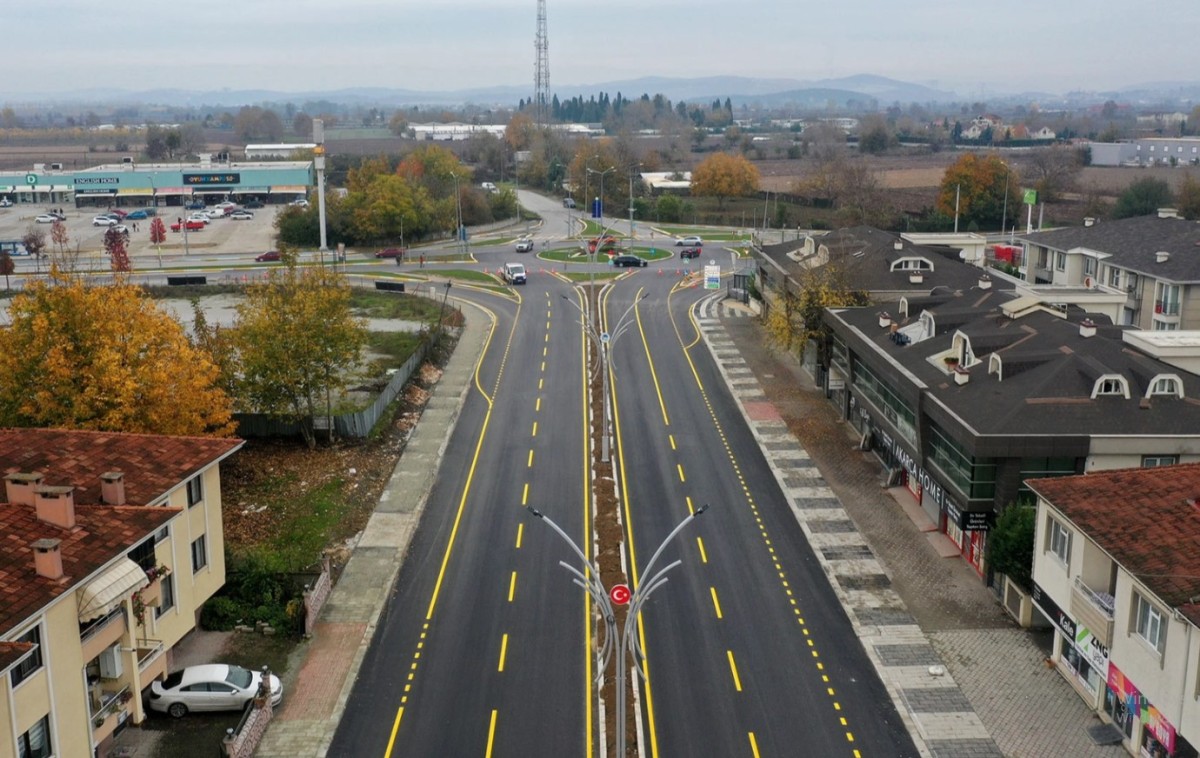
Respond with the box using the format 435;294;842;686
1029;464;1200;758
0;429;242;758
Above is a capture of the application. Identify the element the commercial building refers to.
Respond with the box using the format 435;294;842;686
0;429;243;758
0;160;313;211
1029;464;1200;758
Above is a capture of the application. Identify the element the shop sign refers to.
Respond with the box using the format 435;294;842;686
1031;582;1077;640
1074;626;1109;675
184;172;240;185
74;177;119;185
1107;664;1142;719
1142;702;1176;754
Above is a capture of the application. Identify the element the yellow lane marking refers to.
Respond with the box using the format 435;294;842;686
748;732;761;758
508;571;517;602
676;463;685;483
669;434;676;450
545;333;549;343
536;397;541;412
528;449;534;467
710;587;723;619
727;650;743;692
631;286;671;427
521;483;529;506
484;710;498;758
696;536;707;563
541;361;546;372
543;346;548;357
498;634;509;672
538;378;544;390
574;287;596;758
515;523;523;549
384;706;405;756
685;496;694;515
532;421;538;437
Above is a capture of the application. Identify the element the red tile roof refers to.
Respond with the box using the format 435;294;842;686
0;428;242;504
1028;463;1200;625
0;503;178;637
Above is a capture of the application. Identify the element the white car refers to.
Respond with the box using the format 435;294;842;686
229;210;254;220
35;214;58;223
92;215;118;227
215;201;237;210
187;213;212;225
515;237;534;253
289;198;310;208
0;198;12;207
149;664;282;718
675;236;703;247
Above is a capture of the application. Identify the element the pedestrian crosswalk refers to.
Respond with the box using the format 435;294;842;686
695;295;755;320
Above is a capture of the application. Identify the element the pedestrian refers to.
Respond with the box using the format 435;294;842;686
419;254;425;268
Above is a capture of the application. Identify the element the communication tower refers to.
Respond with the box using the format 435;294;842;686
534;0;550;128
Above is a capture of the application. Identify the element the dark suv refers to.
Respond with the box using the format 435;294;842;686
680;247;701;259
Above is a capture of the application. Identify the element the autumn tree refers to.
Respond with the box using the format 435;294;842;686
387;111;409;136
936;153;1018;230
105;228;131;272
51;219;69;256
0;269;235;436
1176;175;1200;220
765;264;870;357
1114;177;1173;218
233;262;368;448
690;151;760;209
150;217;167;246
0;252;13;290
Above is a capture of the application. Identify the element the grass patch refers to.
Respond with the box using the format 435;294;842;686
349;289;447;320
365;330;426;364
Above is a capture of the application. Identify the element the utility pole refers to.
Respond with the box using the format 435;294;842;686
314;118;328;255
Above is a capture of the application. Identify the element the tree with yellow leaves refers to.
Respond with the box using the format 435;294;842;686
764;264;870;357
233;260;367;448
690;151;760;208
936;153;1018;231
0;268;235;436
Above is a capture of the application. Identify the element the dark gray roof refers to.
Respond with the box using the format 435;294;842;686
830;295;1200;438
1018;215;1200;282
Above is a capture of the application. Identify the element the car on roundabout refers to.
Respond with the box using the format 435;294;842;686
515;237;534;253
680;246;701;259
149;664;282;718
611;254;647;268
501;262;527;284
675;236;702;247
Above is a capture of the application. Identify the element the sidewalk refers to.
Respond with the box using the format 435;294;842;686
700;296;1123;758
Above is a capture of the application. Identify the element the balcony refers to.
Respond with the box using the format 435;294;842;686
1070;576;1115;647
1154;300;1181;322
80;608;127;663
138;640;166;682
140;577;162;607
90;684;131;743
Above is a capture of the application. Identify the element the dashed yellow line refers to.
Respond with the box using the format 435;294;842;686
515;523;523;549
696;536;708;563
508;571;517;602
748;732;761;758
710;587;723;619
484;710;498;757
531;421;538;437
676;463;685;482
521;482;529;506
726;650;742;692
669;434;676;450
498;634;509;672
528;449;534;467
536;397;541;412
685;495;694;515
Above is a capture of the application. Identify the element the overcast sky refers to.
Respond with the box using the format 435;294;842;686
4;0;1198;100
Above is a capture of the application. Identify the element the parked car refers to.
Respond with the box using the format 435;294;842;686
289;198;310;208
185;201;206;210
35;214;58;223
107;209;129;219
515;237;534;253
562;197;576;209
45;210;66;221
675;236;703;247
612;254;647;268
501;262;527;284
149;664;282;718
374;247;406;259
170;220;206;232
205;207;228;219
680;247;701;259
109;224;130;235
229;210;254;220
187;213;212;224
126;209;150;220
242;199;265;209
255;250;281;262
92;215;118;227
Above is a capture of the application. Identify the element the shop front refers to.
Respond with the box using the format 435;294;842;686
943;500;990;574
1032;581;1107;704
1104;663;1196;758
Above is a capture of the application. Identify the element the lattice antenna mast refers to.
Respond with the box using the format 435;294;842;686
534;0;550;128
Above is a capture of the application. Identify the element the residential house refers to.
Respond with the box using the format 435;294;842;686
0;429;242;758
1019;209;1200;329
1028;464;1200;758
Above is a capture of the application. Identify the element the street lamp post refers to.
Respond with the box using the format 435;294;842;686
586;164;617;328
450;172;464;257
526;504;707;758
627;163;642;238
1000;163;1010;238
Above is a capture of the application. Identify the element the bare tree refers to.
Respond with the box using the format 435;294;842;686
1021;146;1083;203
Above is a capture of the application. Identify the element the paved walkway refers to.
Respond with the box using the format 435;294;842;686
699;295;1124;758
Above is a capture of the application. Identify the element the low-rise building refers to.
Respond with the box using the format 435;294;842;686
0;429;242;758
1028;464;1200;758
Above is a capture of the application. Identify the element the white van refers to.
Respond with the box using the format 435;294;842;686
501;262;527;285
481;182;498;193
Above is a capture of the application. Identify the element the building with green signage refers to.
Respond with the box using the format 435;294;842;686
0;160;313;210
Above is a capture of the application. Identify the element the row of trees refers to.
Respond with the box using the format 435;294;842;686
0;261;368;448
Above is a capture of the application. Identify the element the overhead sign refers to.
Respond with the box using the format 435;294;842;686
704;264;721;290
183;172;241;185
609;584;631;605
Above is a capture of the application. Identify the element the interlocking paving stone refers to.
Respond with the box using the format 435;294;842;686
903;687;976;713
805;519;858;533
838;573;892;590
926;739;1006;757
772;456;814;467
821;544;875;560
854;607;918;626
762;440;797;450
875;643;943;666
792;496;844;510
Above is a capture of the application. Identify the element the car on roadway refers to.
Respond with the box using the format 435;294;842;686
149;664;282;718
374;247;406;259
501;262;527;284
35;214;58;223
255;250;281;262
92;215;119;227
229;210;254;220
562;197;576;209
611;254;647;268
680;246;701;259
243;199;265;209
515;237;534;253
171;220;205;232
675;236;702;247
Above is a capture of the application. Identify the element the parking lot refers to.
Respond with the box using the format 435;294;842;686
0;201;283;268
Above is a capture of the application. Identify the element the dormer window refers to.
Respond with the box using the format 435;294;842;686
1092;375;1130;398
1148;376;1183;398
891;258;933;272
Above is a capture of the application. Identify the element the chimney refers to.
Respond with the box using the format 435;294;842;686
5;472;45;505
100;471;126;505
953;366;970;386
1079;318;1097;338
893;241;903;250
1083;217;1096;227
878;312;892;329
1158;208;1180;219
978;274;993;290
34;486;77;530
32;538;63;580
1155;251;1171;264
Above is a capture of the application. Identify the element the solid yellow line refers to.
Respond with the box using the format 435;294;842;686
384;706;406;756
632;286;671;427
748;732;761;758
710;587;723;619
528;449;534;467
573;287;595;758
727;650;743;692
677;463;685;483
485;710;498;757
522;482;529;506
697;536;708;563
515;523;523;549
498;634;509;672
508;571;517;602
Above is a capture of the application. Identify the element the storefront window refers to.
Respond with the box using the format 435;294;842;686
830;334;850;374
1062;638;1102;695
927;422;996;499
852;359;916;444
1020;457;1078;496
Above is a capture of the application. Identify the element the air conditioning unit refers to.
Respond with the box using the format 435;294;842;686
98;645;123;679
49;163;63;171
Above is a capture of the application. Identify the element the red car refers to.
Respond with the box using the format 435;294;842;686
255;250;281;262
170;220;205;232
107;209;129;219
587;235;618;254
374;247;406;259
680;247;701;259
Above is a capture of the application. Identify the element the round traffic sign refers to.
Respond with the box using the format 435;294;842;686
610;584;631;605
600;332;610;344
